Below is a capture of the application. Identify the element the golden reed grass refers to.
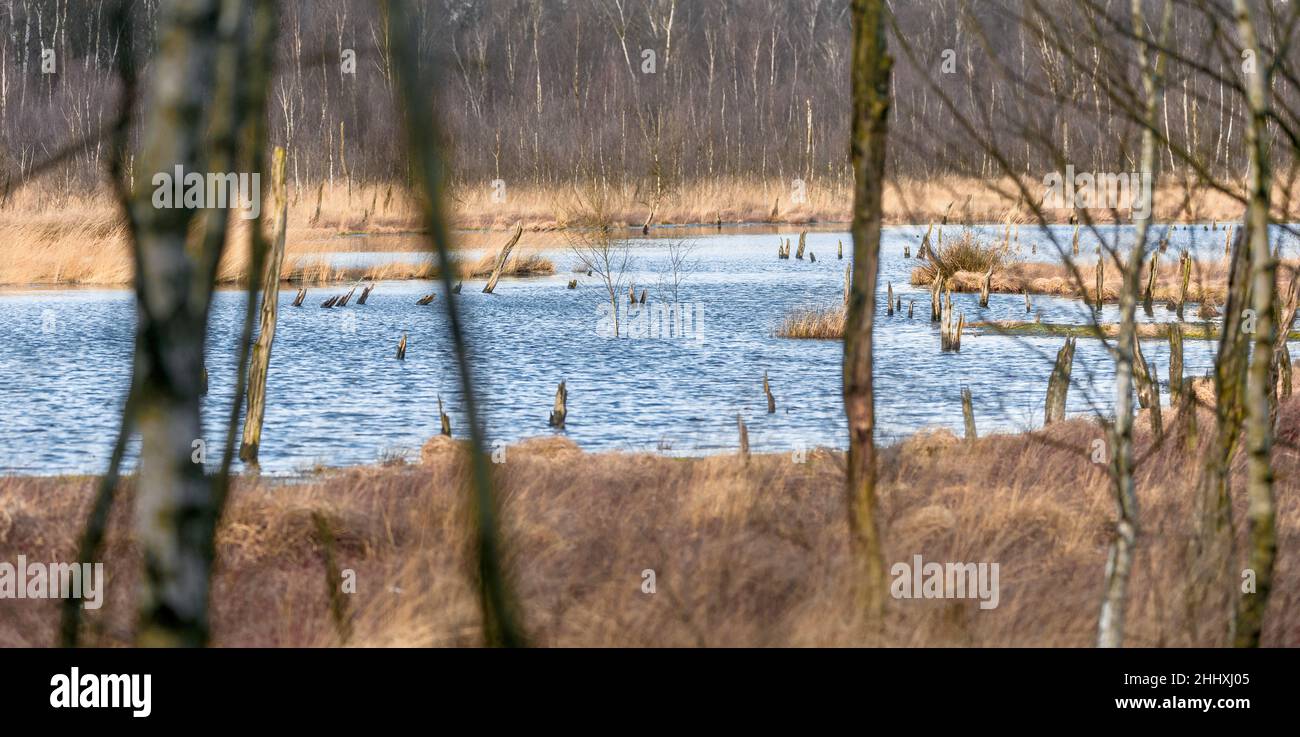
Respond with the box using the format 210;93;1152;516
4;391;1295;647
917;257;1300;306
776;306;847;339
1;175;1280;285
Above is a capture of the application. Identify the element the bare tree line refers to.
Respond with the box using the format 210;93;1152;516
4;0;1300;201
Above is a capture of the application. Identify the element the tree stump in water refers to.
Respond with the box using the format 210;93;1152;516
887;282;894;316
1168;323;1184;402
1094;253;1104;312
795;231;807;260
1143;252;1159;316
567;279;577;289
980;267;993;308
292;288;306;307
961;387;977;441
482;223;523;294
1044;338;1076;424
438;395;452;437
416;293;436;305
395;332;407;360
548;381;567;428
763;371;776;414
357;284;374;305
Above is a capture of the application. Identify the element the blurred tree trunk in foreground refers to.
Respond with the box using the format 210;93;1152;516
1097;0;1171;649
129;0;245;647
385;0;525;647
1233;0;1277;648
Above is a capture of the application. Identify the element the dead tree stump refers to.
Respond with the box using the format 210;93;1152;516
482;223;523;294
548;381;567;428
1044;337;1076;425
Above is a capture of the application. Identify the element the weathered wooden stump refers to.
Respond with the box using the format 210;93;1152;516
357;283;374;305
396;332;407;360
416;293;436;305
843;265;850;306
795;231;807;260
1143;251;1159;316
566;279;577;289
838;241;843;259
961;387;977;441
809;252;816;263
438;395;452;436
1044;337;1076;424
292;288;306;307
548;381;567;428
1094;252;1104;312
763;371;776;414
321;295;338;308
482;223;524;294
918;222;935;259
887;282;894;316
337;285;357;307
929;272;943;322
1176;251;1191;320
1134;338;1163;439
1168;323;1184;402
452;281;462;294
979;266;993;308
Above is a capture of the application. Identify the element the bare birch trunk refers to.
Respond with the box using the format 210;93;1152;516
129;0;227;647
844;0;890;627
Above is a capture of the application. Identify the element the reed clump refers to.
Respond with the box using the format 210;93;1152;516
775;306;846;339
913;229;1014;284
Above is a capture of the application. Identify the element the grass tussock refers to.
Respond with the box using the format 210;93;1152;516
3;391;1298;647
913;229;1015;284
776;306;846;339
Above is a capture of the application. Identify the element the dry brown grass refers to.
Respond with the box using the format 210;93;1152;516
3;392;1297;647
4;173;1280;286
914;256;1300;304
775;306;847;339
465;250;556;278
0;189;554;286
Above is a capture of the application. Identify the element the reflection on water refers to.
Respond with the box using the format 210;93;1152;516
1;223;1296;475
